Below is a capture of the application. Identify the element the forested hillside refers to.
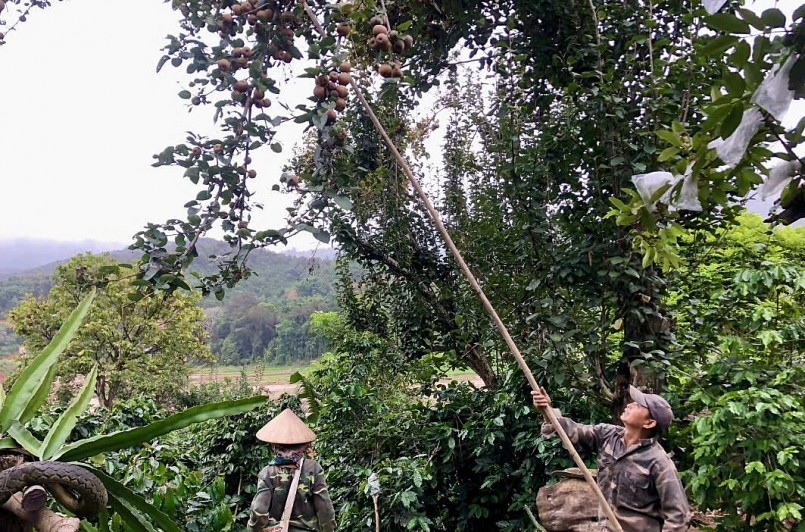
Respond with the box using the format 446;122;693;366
0;240;339;364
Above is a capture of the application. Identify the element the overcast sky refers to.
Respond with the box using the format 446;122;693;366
0;0;318;249
0;0;801;249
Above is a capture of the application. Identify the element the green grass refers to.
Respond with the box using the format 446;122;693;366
190;363;311;386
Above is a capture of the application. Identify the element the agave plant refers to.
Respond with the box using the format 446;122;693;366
0;289;268;530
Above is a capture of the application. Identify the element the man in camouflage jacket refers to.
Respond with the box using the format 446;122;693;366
532;386;690;531
247;408;336;532
247;457;336;532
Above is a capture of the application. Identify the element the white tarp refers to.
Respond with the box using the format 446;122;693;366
631;169;702;213
751;55;797;122
703;0;728;14
708;108;764;167
760;160;802;200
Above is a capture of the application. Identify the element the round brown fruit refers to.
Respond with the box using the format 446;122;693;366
217;58;231;71
329;71;339;81
340;61;351;73
256;9;271;21
338;72;351;85
403;34;414;48
234;79;249;92
388;30;399;41
367;37;377;50
288;175;300;187
280;11;294;23
335;98;346;112
247;14;257;24
375;33;391;50
240;1;253;11
327;81;338;91
336;24;351;37
282;51;293;63
329;89;340;99
260;98;272;107
252;88;265;100
335;85;348;98
393;40;405;53
191;96;202;105
232;4;242;15
326;109;338;124
248;169;257;178
282;27;295;39
213;144;224;153
378;63;393;77
316;74;329;86
192;147;202;157
392;66;403;78
242;47;253;58
372;24;388;36
313;85;327;100
370;15;384;26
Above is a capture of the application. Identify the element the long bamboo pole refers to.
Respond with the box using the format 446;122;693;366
300;5;623;530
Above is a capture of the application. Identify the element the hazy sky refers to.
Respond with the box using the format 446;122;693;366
0;0;801;248
0;0;318;248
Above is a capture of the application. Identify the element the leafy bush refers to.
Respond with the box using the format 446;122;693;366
685;363;805;531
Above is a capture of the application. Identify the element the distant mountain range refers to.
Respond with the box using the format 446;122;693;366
0;238;335;276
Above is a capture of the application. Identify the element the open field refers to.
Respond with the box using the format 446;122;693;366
189;363;483;399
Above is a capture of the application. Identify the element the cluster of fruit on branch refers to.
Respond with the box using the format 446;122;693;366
313;61;352;124
215;0;300;64
366;15;413;79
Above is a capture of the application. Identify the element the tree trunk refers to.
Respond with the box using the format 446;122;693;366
1;492;79;532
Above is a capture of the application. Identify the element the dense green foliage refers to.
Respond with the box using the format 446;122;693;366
3;0;805;530
0;244;339;364
8;254;212;408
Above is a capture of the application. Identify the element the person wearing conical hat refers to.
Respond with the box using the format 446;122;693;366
246;408;337;532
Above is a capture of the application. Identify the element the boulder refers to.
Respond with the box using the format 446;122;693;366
536;469;599;532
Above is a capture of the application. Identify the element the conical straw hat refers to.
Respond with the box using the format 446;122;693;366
256;408;316;444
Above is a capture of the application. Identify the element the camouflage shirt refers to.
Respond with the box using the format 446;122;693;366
246;458;336;532
543;411;690;532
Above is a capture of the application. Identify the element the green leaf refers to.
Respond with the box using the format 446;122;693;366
737;8;767;31
794;4;805;20
107;491;156;532
760;8;785;28
17;363;57;425
333;195;353;211
722;71;746;96
80;465;179;532
701;35;738;56
54;395;268;461
706;13;750;34
271;143;283;153
41;366;98;460
720;104;744;139
8;421;43;457
178;90;192;100
656;130;682;147
313;229;330;244
0;437;20;450
0;289;95;432
658;147;680;162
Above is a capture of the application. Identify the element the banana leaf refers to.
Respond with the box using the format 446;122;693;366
18;363;58;424
80;464;179;532
107;491;157;532
55;395;268;461
0;289;95;431
8;421;43;456
41;365;98;460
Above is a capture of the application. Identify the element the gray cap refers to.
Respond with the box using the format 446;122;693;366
629;385;674;432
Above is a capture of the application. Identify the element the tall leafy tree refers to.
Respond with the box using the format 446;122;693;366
8;253;212;407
